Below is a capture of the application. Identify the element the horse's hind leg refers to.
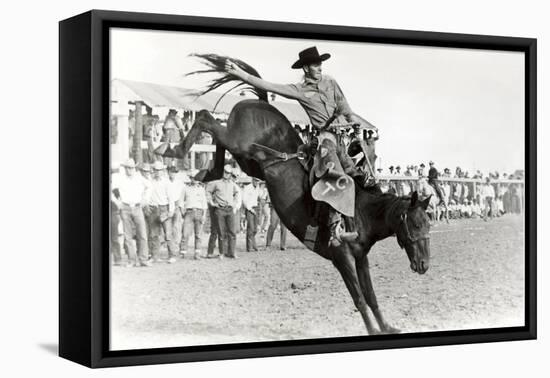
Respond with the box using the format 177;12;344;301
332;248;377;334
173;110;233;158
200;144;226;182
356;254;401;334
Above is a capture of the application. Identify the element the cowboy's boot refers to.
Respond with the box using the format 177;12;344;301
328;212;358;248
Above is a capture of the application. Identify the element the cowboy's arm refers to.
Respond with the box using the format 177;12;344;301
225;61;302;100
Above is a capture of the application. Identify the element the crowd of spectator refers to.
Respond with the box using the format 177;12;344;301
111;161;286;267
377;161;524;221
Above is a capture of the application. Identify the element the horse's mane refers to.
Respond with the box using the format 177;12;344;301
186;53;269;110
358;189;411;220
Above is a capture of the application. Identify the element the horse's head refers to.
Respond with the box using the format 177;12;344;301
396;191;431;274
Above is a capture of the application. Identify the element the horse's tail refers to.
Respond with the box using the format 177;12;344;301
186;53;268;110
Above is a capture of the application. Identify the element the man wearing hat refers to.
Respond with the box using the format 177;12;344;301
225;46;377;246
428;160;446;207
206;165;242;258
149;161;179;263
179;172;208;259
112;159;151;267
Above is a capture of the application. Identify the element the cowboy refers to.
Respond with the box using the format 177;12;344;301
225;46;377;246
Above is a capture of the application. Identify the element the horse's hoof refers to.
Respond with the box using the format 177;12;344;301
383;325;401;334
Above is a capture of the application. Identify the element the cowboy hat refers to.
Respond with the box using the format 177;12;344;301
291;46;331;69
152;161;166;171
121;158;136;168
140;163;152;172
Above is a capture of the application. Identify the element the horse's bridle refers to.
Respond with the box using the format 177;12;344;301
397;212;430;248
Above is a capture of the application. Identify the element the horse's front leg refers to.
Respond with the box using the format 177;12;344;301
332;248;377;335
356;253;401;334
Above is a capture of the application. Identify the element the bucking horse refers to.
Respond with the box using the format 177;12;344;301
160;54;432;335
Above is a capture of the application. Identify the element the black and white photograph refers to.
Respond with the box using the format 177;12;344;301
109;27;526;351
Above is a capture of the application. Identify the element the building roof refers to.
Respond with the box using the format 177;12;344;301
112;79;310;124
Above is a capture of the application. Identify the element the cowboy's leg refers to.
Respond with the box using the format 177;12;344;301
280;223;287;249
159;206;177;258
120;205;137;264
172;207;183;251
207;205;219;256
193;209;204;253
111;207;122;265
182;209;194;254
132;206;149;263
266;207;277;247
149;206;162;260
245;209;254;251
215;208;228;256
227;209;237;257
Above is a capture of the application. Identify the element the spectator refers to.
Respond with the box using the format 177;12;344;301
112;159;151;267
395;166;401;175
266;200;288;251
139;163;155;257
242;178;262;252
258;183;271;233
205;180;222;259
180;175;208;259
110;163;124;266
167;166;184;256
428;161;446;208
206;165;242;258
481;177;496;221
149;161;178;263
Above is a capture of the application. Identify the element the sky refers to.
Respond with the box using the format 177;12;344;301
111;28;525;175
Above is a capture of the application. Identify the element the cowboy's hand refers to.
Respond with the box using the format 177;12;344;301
224;60;246;80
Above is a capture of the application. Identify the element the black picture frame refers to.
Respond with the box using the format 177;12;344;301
59;9;537;368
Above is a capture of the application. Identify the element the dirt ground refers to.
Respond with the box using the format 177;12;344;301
110;215;525;350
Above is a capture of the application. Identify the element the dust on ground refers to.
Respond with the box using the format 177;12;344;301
110;215;525;350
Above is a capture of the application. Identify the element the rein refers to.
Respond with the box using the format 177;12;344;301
251;143;304;169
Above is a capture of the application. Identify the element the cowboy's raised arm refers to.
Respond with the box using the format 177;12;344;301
225;60;302;100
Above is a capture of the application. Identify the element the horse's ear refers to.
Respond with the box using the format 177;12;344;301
410;191;418;208
420;194;432;210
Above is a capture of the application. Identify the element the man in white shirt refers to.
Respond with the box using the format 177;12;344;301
242;178;262;252
149;161;178;263
179;174;208;259
112;159;151;267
